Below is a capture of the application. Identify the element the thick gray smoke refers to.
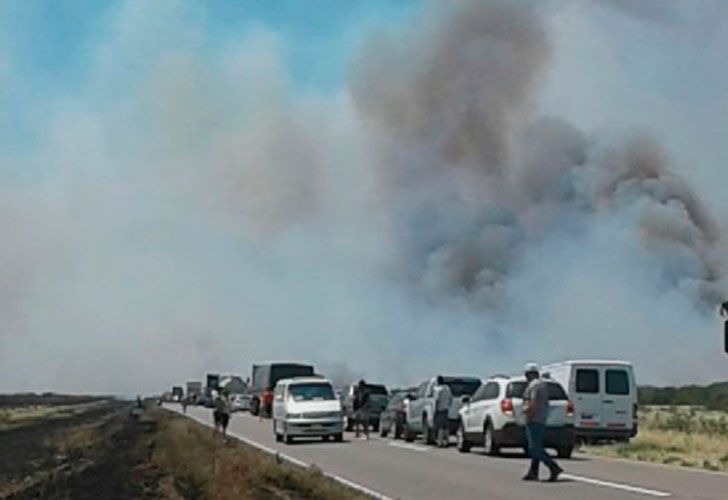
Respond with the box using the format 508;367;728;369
353;0;724;311
1;0;727;394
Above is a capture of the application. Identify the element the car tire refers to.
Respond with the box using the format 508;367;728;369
456;422;471;453
333;433;343;443
394;422;403;440
557;446;573;459
483;423;500;456
372;421;380;432
380;424;388;438
344;415;353;432
423;416;436;445
404;425;415;442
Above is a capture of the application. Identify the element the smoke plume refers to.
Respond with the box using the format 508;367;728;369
1;0;726;394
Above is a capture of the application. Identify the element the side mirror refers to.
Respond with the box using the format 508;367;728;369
462;396;471;404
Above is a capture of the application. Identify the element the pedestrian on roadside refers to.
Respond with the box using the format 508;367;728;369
433;376;452;447
522;363;563;482
212;390;222;434
217;391;231;438
182;396;188;414
354;380;370;439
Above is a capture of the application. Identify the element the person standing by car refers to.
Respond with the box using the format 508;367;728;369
433;376;452;447
354;380;370;439
214;391;231;438
522;363;563;482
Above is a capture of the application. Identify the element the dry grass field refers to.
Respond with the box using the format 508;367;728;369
583;405;728;473
0;396;364;499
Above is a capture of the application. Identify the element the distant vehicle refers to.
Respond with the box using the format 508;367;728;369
186;381;202;403
456;375;576;457
341;382;389;432
171;386;183;402
203;373;220;408
230;393;252;412
379;391;414;439
404;376;481;444
250;363;315;416
542;360;638;443
219;375;247;395
272;377;343;444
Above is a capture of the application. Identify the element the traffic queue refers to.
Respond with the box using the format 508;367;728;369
167;359;638;458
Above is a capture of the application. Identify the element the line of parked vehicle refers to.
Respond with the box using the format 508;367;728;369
166;359;638;457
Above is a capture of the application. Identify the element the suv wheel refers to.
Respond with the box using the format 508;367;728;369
456;422;471;453
273;420;282;442
423;416;436;445
483;423;500;456
344;415;353;432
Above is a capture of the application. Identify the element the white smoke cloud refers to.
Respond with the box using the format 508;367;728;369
1;0;727;395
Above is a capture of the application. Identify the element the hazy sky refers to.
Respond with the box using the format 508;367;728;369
1;1;727;395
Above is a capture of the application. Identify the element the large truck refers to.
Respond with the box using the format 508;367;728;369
171;386;184;402
186;381;202;403
250;362;315;416
200;373;220;408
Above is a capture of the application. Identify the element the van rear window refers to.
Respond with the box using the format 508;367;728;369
606;369;630;395
576;369;599;393
507;381;567;400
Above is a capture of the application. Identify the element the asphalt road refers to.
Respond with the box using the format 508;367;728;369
167;405;727;500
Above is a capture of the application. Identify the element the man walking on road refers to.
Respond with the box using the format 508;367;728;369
354;380;370;439
522;363;563;482
433;376;452;447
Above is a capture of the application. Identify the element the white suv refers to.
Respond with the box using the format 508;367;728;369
456;375;576;457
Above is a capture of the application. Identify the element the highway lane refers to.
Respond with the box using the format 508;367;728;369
167;405;727;500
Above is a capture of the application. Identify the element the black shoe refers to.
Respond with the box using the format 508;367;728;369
522;473;538;481
548;466;563;482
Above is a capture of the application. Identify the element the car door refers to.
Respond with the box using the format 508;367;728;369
461;384;485;432
473;382;500;431
272;383;286;422
408;382;427;431
572;366;602;430
602;367;633;432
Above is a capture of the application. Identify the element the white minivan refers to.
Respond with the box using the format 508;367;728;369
542;360;637;442
272;377;343;444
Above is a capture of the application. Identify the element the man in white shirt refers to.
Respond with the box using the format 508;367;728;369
433;376;452;447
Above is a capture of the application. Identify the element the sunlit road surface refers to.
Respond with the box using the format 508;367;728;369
166;405;727;500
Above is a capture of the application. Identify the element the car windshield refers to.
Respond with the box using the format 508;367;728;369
507;381;567;400
366;384;388;395
443;378;481;397
288;383;335;401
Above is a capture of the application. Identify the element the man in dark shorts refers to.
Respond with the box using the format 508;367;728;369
354;380;370;439
214;391;231;437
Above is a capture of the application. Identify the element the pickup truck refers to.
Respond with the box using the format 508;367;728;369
404;375;482;444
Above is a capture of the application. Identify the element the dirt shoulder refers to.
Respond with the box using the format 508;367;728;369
1;399;367;499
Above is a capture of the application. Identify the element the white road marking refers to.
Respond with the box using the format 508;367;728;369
562;473;671;497
387;441;429;452
164;406;393;500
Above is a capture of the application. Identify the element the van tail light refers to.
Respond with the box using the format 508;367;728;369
566;400;574;416
500;398;513;415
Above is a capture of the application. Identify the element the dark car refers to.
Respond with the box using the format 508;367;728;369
341;382;389;432
379;391;413;439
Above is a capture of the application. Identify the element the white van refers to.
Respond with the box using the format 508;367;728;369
542;360;637;442
272;377;343;444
